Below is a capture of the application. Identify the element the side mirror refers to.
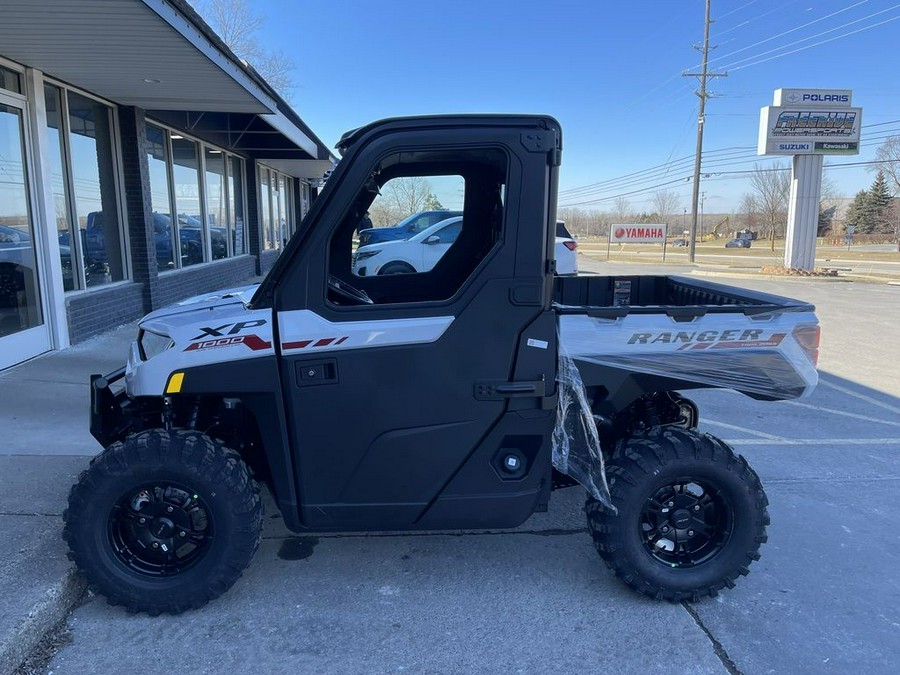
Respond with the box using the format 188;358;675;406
424;235;441;245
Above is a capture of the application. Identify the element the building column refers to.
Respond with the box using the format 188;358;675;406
23;67;69;350
117;106;159;311
244;159;262;274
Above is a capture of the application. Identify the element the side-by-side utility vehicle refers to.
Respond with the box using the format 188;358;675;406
65;115;820;614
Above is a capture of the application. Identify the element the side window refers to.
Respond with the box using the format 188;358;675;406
329;148;507;306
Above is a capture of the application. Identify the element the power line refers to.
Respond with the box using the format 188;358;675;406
707;0;872;67
729;12;900;72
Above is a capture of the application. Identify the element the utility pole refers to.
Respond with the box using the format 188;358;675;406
683;0;726;263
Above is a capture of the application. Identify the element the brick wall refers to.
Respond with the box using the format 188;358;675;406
259;249;281;276
66;283;145;343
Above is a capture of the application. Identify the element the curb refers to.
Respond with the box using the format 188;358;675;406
0;569;85;675
689;269;852;282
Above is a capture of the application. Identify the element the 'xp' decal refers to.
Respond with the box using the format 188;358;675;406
184;335;272;352
191;320;267;340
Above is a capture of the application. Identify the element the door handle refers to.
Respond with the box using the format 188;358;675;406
474;379;546;400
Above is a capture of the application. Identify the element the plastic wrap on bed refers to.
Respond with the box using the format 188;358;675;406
551;339;614;510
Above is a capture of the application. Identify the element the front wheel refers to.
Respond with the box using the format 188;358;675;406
63;430;262;614
586;427;769;601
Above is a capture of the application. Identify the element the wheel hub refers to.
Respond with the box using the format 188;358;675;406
108;483;213;577
670;509;693;530
640;479;733;568
149;517;175;538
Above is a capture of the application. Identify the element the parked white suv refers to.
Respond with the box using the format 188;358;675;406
352;216;462;276
554;220;578;275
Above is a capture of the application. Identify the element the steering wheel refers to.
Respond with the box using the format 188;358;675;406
327;275;374;305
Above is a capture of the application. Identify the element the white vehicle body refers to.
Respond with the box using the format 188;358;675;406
554;220;578;275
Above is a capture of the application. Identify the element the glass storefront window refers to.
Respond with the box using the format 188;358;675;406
0;103;42;337
171;137;203;267
146;124;174;271
278;174;291;246
260;168;273;250
0;66;22;95
228;156;246;256
204;148;226;260
43;85;77;291
300;182;310;221
67;91;123;287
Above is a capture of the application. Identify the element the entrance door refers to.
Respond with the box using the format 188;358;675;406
0;93;51;370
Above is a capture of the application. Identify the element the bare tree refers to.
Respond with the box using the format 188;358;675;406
652;190;680;223
738;193;760;235
887;199;900;252
749;162;790;250
612;197;632;224
871;136;900;195
193;0;295;95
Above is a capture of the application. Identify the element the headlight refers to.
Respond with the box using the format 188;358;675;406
354;249;381;261
138;329;173;361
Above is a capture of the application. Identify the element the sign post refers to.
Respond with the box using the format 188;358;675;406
758;88;862;271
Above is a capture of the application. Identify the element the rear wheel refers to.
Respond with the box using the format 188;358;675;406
586;427;769;601
64;429;262;614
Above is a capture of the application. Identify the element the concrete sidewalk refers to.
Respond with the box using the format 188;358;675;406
0;323;136;674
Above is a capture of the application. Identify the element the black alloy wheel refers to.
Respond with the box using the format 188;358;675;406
639;478;732;569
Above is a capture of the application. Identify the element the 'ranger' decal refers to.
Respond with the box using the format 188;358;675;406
628;329;766;345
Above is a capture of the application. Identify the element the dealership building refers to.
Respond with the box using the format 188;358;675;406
0;0;335;370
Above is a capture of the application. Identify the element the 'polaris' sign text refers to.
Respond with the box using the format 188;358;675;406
775;89;852;108
609;224;667;244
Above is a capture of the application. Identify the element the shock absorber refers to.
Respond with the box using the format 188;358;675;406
187;398;202;430
642;395;662;428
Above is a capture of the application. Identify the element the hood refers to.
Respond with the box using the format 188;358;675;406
140;284;260;323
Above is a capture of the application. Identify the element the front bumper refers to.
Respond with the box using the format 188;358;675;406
90;367;130;447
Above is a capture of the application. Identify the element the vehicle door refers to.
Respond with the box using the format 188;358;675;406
268;120;561;531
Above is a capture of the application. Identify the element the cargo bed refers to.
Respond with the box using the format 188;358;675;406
553;275;814;318
553;275;820;406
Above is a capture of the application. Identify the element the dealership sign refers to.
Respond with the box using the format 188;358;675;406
774;88;852;107
759;88;861;156
609;224;667;244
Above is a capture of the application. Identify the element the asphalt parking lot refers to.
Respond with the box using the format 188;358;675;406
16;265;900;674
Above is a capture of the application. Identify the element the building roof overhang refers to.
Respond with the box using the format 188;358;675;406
0;0;334;176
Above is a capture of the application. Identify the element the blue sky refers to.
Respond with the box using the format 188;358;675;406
255;0;900;214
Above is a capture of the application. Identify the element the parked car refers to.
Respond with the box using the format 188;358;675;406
554;220;578;275
725;238;751;249
352;216;462;276
59;212;228;271
357;210;463;247
1;224;75;304
672;238;688;247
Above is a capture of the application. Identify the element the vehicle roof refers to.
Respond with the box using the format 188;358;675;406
336;114;561;154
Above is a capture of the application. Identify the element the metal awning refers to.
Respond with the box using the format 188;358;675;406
0;0;334;173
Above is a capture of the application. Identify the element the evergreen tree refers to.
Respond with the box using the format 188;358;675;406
869;170;893;234
846;189;875;234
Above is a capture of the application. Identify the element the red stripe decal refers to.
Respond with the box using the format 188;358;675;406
314;338;335;347
334;336;348;345
283;340;313;350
